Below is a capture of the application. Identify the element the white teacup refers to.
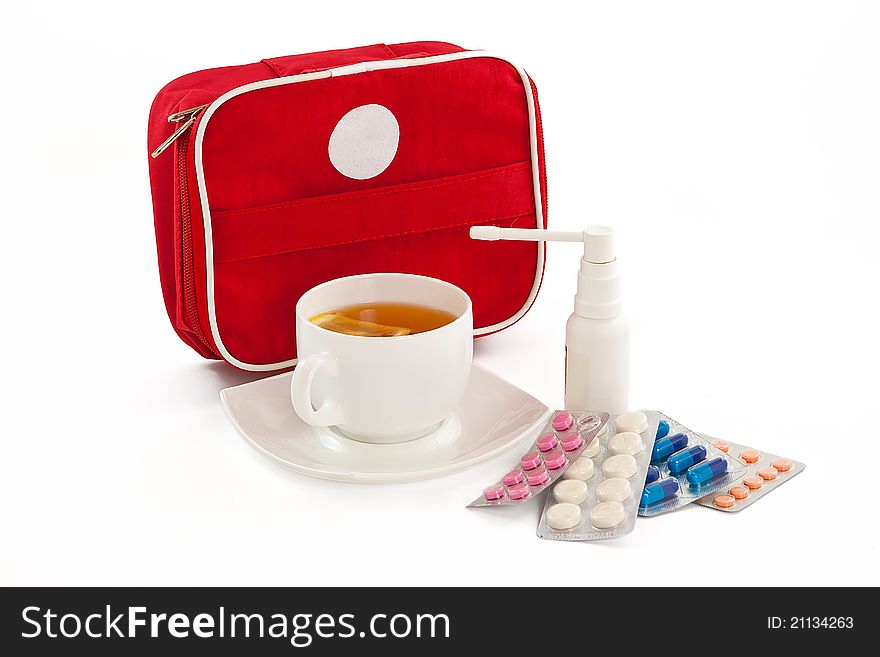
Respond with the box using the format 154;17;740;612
290;273;473;443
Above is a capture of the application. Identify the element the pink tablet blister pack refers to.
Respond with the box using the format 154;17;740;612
467;411;610;507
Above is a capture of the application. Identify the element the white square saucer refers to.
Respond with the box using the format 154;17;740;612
220;364;550;483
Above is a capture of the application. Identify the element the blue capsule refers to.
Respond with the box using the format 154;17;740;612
668;445;708;474
656;420;670;440
686;457;729;486
645;465;661;485
652;432;689;461
640;478;680;506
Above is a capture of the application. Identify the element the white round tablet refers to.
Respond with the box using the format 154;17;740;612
608;431;644;456
602;454;638;479
562;456;595;481
547;503;582;530
614;411;649;435
554;479;589;505
589;501;625;529
596;477;633;502
582;438;602;458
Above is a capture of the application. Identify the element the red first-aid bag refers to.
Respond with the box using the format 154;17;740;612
148;41;547;371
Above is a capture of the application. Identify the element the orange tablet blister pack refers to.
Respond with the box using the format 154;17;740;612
697;439;805;513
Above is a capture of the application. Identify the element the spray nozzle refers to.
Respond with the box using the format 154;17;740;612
470;224;621;319
469;225;615;264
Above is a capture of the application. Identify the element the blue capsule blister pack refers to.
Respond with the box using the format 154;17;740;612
536;410;660;541
638;413;747;517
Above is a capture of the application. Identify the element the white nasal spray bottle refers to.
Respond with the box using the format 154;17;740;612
469;225;629;413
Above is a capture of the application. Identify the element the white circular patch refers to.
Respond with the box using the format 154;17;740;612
328;104;399;180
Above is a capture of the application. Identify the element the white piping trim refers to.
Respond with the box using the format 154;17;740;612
194;51;545;371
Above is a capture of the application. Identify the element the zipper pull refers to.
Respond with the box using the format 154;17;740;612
150;104;209;158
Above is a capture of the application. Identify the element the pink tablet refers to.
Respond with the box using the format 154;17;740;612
536;434;558;452
502;470;524;486
526;469;550;487
543;450;567;470
551;413;574;432
561;432;584;452
508;483;531;500
483;485;505;501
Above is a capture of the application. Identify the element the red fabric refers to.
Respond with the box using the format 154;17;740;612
202;58;532;209
148;61;278;358
147;42;547;369
261;41;464;77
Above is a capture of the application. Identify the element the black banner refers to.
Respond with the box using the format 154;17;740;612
0;587;870;654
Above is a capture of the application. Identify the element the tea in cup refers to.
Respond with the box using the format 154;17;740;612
291;273;473;443
310;301;457;337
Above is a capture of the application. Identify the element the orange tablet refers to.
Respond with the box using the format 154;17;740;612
729;486;750;500
714;494;736;508
758;467;778;481
743;475;763;490
740;449;761;463
771;458;792;472
711;439;730;453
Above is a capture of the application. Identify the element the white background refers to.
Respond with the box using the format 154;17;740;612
2;0;878;586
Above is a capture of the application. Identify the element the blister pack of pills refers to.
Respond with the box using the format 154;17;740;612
638;414;747;517
696;439;805;512
467;411;609;507
536;410;661;541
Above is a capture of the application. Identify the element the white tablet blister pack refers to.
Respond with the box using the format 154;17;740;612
536;410;660;541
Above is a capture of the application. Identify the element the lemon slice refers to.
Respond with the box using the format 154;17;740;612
310;312;411;337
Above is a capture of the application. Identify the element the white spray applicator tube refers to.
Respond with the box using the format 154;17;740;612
470;225;629;414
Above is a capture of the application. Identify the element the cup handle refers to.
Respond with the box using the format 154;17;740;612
290;353;346;427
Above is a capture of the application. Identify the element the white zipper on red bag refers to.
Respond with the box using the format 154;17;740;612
153;104;218;354
528;77;548;221
151;104;208;158
175;129;216;354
